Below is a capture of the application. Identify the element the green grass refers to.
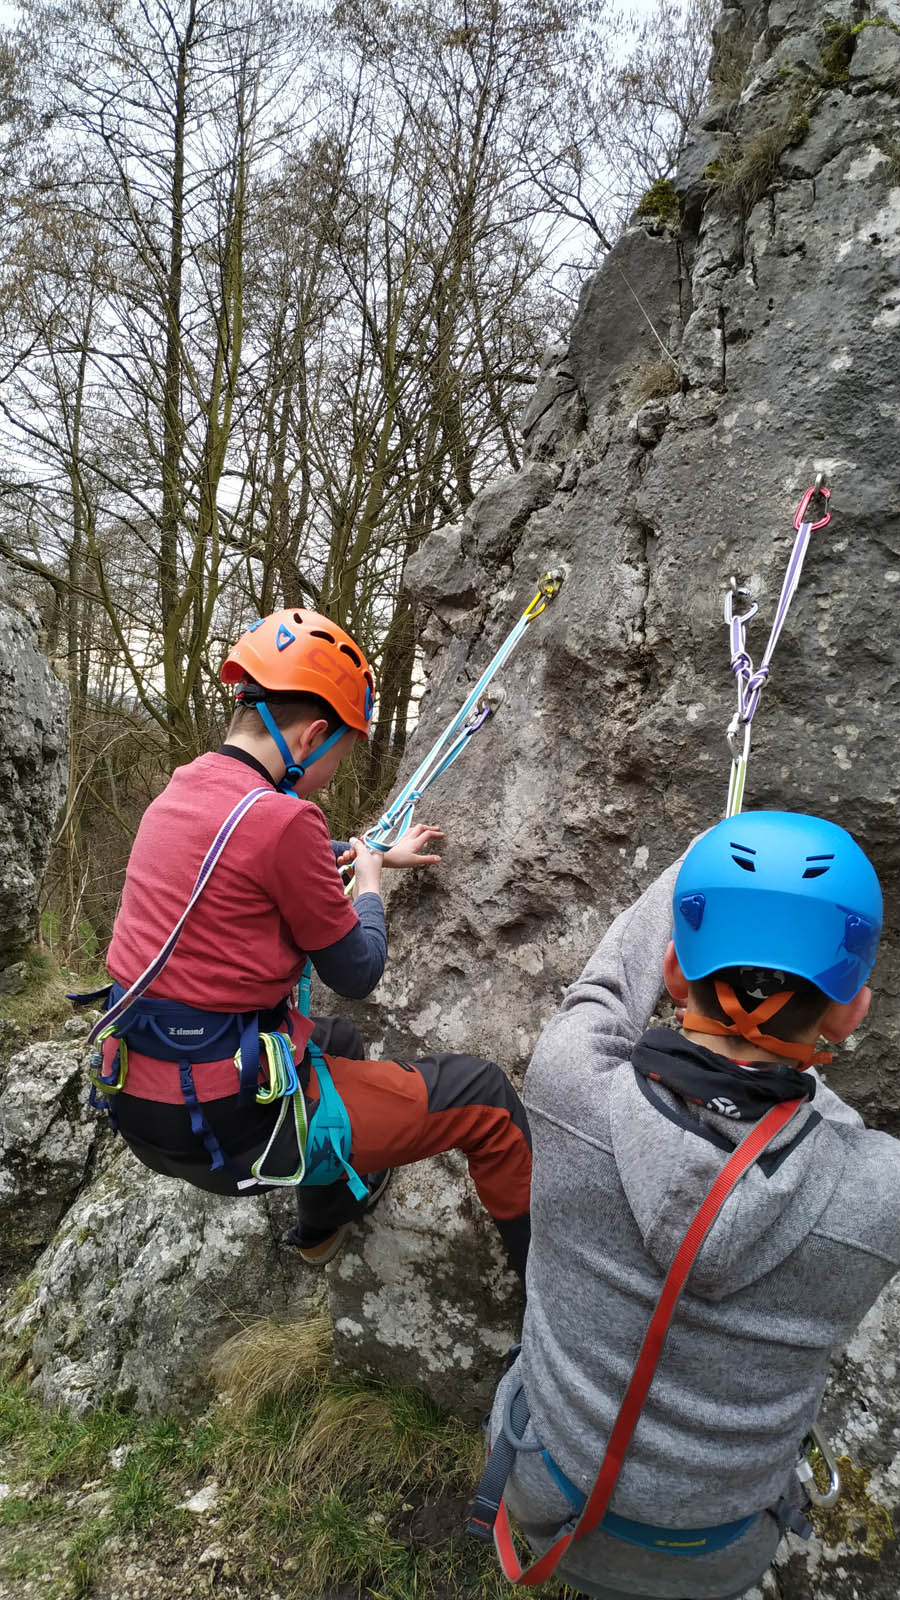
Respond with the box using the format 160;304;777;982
0;944;106;1040
0;1490;68;1528
0;1383;132;1483
0;1315;571;1599
108;1421;193;1532
0;1548;56;1582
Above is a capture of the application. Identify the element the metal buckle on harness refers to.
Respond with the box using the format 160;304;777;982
796;1424;842;1509
88;1032;128;1095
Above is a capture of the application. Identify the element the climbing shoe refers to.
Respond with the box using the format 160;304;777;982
288;1169;392;1266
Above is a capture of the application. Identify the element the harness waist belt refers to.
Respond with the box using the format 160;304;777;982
468;1378;759;1558
107;984;291;1067
83;986;368;1199
541;1449;757;1554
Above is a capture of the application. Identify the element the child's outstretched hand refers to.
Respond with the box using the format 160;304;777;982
381;825;443;869
336;826;444;876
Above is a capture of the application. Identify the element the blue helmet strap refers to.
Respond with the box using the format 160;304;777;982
254;701;347;795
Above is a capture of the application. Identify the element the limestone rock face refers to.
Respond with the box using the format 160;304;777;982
360;0;900;1123
0;596;68;968
328;1154;522;1420
0;1030;104;1265
6;1147;323;1415
746;1276;900;1600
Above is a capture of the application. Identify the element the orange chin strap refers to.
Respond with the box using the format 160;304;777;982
682;981;831;1070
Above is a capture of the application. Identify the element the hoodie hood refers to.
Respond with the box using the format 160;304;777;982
610;1029;846;1301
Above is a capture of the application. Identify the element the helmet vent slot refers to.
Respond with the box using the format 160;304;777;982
803;854;834;879
309;628;336;643
340;643;361;667
730;843;756;872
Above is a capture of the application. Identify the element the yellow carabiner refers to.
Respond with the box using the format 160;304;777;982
522;568;565;624
90;1033;129;1094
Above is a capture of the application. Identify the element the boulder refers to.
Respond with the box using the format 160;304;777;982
0;596;68;970
5;1146;324;1415
354;0;900;1124
0;1034;103;1265
328;1153;522;1420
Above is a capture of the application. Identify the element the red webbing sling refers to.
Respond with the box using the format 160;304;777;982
493;1096;805;1584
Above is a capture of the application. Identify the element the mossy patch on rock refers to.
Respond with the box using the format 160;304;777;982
635;179;682;228
820;17;856;86
813;1456;896;1560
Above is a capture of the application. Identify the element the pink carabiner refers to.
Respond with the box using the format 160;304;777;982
793;482;831;531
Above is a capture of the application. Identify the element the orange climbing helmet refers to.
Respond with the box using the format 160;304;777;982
221;608;375;736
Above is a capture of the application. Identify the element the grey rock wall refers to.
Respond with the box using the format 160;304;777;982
0;594;68;969
0;1024;104;1264
329;1155;521;1419
359;0;900;1126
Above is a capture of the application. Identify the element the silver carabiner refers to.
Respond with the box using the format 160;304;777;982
726;713;751;760
796;1424;842;1509
723;577;758;629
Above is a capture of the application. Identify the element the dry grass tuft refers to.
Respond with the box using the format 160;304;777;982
623;357;681;411
211;1313;484;1513
211;1313;331;1416
705;118;796;216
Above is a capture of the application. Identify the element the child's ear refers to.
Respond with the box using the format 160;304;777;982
820;985;872;1044
663;941;689;1004
294;718;330;754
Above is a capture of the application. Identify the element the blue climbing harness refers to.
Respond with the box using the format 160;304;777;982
468;1375;768;1559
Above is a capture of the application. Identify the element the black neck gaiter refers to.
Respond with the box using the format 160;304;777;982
633;1028;816;1122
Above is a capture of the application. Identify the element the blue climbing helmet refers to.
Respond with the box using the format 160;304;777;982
673;812;882;1004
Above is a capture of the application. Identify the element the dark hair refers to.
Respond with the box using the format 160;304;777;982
227;683;344;739
691;966;830;1042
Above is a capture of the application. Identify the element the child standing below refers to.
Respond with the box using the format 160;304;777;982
482;811;898;1597
98;608;532;1279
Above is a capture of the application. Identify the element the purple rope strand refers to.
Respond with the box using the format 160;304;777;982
729;518;815;729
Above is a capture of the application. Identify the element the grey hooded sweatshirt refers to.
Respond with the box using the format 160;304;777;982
489;858;900;1599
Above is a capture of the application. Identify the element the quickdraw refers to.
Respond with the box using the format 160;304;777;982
723;477;831;818
361;570;564;857
240;1029;301;1103
720;474;843;1510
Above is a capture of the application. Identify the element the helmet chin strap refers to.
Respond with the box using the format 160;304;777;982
682;981;831;1069
254;702;347;795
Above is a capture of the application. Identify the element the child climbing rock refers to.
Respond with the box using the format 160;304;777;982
89;609;532;1279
